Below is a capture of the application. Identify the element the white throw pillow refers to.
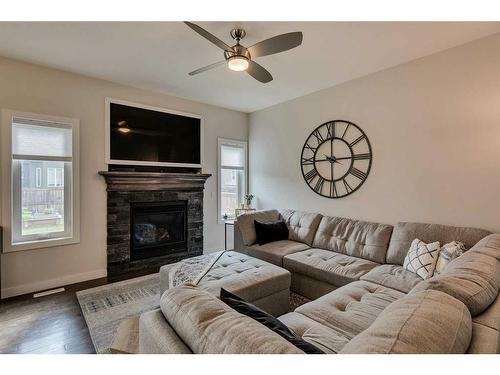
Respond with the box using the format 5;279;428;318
403;239;441;280
433;241;466;276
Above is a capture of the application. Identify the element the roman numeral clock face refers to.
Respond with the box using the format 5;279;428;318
301;120;372;198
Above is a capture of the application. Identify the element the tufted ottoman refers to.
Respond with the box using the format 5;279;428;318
159;251;291;316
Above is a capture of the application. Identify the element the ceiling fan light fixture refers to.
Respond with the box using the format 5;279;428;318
227;56;249;72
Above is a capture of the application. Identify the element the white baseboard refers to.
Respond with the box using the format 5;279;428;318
1;269;107;299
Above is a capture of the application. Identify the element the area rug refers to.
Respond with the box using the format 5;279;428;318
76;273;160;353
77;273;310;353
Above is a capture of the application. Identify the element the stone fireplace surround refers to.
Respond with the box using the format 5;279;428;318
99;171;211;277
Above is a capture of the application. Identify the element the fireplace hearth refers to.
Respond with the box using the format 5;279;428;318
99;171;211;276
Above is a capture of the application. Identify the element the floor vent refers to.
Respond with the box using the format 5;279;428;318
33;287;65;298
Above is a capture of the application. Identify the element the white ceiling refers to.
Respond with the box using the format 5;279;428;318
0;22;499;113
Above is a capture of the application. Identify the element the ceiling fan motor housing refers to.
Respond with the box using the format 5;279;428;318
224;45;251;61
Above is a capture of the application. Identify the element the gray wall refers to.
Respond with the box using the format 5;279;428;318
249;33;500;233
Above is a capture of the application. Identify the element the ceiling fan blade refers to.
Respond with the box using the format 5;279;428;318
246;60;273;83
189;61;226;76
184;22;234;52
248;32;303;58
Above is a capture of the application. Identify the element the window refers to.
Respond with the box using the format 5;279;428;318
218;138;247;222
35;167;42;187
47;167;64;187
2;110;80;251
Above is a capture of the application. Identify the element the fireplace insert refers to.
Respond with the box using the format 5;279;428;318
130;201;187;261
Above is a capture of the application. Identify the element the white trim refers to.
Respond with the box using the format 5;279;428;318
104;97;204;169
33;287;65;298
1;269;106;299
6;236;80;252
217;137;248;224
1;109;81;253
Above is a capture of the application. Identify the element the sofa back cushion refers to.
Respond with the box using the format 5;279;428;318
410;249;499;316
340;290;472;354
386;222;490;265
279;209;323;246
236;209;280;246
160;284;303;354
311;216;393;263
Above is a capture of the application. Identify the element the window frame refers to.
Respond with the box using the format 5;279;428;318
1;109;80;252
217;137;248;224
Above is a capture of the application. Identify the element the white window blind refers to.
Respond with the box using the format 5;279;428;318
218;139;247;221
12;120;72;158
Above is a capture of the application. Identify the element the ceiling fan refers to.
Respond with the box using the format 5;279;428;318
184;22;303;83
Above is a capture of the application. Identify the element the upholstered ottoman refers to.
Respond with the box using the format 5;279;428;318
159;251;291;316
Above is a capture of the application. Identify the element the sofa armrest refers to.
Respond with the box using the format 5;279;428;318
470;233;500;262
235;209;280;246
139;309;192;354
160;284;303;354
233;221;246;253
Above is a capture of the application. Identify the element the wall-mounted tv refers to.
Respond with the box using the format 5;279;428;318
105;98;202;168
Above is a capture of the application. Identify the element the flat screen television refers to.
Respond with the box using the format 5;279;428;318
105;98;202;168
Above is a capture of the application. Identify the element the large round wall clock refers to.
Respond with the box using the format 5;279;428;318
300;120;372;198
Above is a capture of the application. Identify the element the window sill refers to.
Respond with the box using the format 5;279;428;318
4;236;80;253
218;217;236;225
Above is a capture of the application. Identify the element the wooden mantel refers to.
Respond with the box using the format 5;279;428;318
98;171;212;191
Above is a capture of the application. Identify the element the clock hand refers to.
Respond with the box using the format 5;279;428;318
334;156;356;161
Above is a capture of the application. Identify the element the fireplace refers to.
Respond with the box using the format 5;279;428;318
130;201;187;261
99;171;211;276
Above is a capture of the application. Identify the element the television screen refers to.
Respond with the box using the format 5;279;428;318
108;102;201;166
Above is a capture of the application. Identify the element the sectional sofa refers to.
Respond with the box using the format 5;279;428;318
139;209;500;354
234;209;499;353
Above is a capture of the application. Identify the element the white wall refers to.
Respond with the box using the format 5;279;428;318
249;34;500;233
0;57;248;298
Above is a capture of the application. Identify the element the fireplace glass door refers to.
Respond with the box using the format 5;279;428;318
130;201;187;261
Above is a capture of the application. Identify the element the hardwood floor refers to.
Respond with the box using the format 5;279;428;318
0;268;158;354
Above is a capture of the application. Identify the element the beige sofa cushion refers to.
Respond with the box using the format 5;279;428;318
472;294;500;332
294;280;404;338
279;209;323;246
197;251;291;302
283;248;379;287
160;284;303;354
312;216;393;263
386;222;490;265
236;209;280;246
341;290;472;354
468;323;499;354
246;240;310;266
360;264;422;294
468;296;500;353
279;312;351;353
410;250;499;316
